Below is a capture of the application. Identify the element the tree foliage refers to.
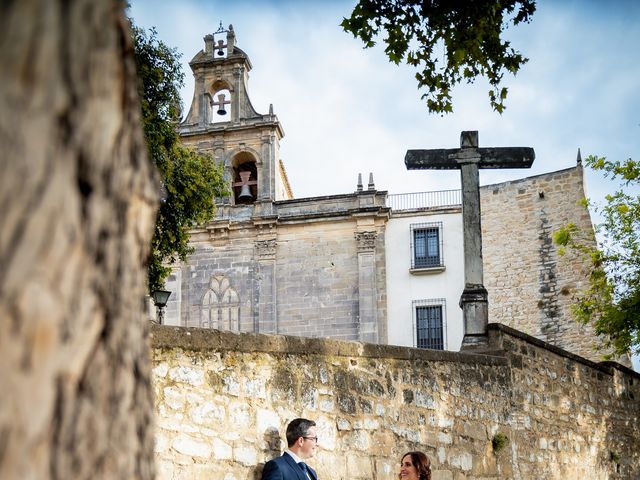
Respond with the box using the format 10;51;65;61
554;155;640;357
132;25;227;293
341;0;536;114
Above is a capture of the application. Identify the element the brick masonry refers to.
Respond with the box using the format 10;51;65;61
151;324;639;480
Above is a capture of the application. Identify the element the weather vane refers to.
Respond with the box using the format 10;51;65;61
213;21;228;56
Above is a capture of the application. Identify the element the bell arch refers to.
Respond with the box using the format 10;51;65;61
208;79;233;123
231;151;258;204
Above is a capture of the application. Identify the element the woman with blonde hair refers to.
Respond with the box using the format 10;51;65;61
398;451;432;480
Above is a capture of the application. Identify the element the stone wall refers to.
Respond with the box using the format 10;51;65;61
168;190;389;343
481;165;602;361
151;324;639;480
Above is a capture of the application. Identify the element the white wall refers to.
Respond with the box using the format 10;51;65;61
385;210;465;351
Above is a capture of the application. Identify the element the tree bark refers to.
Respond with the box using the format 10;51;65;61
0;1;158;479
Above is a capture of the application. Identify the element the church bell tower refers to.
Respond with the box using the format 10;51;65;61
179;24;291;209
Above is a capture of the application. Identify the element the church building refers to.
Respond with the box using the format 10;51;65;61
158;26;604;362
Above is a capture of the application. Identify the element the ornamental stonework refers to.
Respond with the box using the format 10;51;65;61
255;239;277;260
355;231;377;252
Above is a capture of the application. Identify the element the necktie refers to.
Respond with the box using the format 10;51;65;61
299;462;311;480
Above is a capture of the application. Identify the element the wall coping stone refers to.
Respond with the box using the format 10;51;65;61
488;323;640;379
150;325;508;366
273;191;388;206
390;206;462;217
275;207;389;223
150;324;638;380
480;165;580;191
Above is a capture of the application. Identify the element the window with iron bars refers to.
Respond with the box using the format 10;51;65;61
410;222;444;269
413;299;446;350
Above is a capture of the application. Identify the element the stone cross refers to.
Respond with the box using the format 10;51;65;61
405;131;535;350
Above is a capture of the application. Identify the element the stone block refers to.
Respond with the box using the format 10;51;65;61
346;455;373;478
233;446;257;466
172;434;211;459
211;438;232;460
169;365;206;386
190;401;225;424
433;471;454;480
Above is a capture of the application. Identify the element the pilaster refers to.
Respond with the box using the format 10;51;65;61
255;237;277;334
355;231;379;343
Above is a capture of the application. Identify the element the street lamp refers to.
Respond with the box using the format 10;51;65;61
152;289;172;324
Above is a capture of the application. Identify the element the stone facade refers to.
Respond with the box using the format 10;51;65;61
151;325;640;480
175;193;389;342
161;28;612;363
481;165;603;360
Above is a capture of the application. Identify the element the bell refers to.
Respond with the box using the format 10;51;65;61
216;40;226;56
238;184;253;200
214;93;229;115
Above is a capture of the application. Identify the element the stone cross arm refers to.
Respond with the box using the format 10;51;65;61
405;146;535;170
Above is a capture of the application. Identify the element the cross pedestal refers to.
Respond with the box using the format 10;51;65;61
405;131;534;350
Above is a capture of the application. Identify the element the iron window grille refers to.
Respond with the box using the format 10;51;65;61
410;222;444;269
413;299;446;350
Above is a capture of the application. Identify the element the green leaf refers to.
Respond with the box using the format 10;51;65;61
341;0;536;115
554;154;640;356
132;22;228;294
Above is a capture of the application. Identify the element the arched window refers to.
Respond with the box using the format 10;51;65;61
232;152;258;204
201;275;240;331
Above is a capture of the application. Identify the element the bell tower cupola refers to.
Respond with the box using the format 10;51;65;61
179;24;291;207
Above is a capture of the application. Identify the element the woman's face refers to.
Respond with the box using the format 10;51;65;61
400;455;419;480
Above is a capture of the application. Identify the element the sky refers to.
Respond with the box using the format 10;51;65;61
128;0;640;368
128;0;639;202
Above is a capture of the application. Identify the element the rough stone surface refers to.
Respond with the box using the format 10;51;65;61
481;166;613;362
151;325;639;479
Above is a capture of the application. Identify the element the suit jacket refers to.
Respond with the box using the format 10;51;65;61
261;453;318;480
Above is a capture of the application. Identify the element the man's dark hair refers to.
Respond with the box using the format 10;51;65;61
286;418;316;447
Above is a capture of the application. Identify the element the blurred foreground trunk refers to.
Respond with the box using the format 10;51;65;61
0;1;158;479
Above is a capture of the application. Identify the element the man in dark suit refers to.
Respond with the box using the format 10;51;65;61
261;418;319;480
